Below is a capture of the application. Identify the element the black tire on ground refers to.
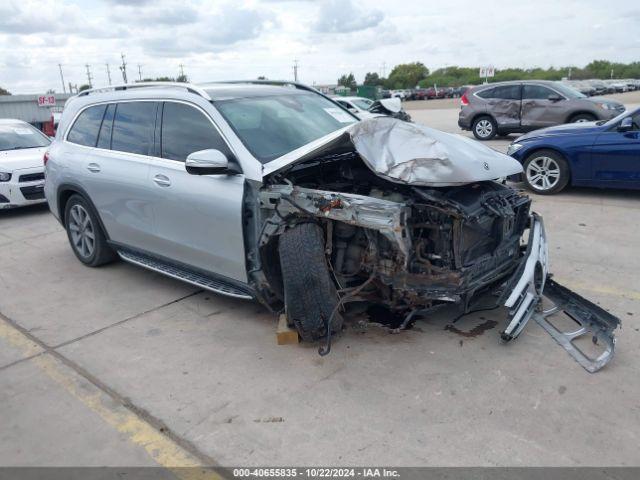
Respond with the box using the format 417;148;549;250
522;149;570;195
279;222;343;342
64;194;117;267
472;115;498;140
569;113;596;123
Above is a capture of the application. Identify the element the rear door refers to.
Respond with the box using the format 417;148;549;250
67;101;158;250
520;85;567;129
476;84;521;130
590;112;640;186
147;101;247;282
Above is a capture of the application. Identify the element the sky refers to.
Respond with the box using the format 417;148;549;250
0;0;639;94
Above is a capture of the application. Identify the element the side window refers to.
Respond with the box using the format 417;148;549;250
336;100;350;109
161;102;231;162
492;85;521;100
476;88;495;99
96;104;115;149
67;105;106;147
111;102;157;156
522;85;555;100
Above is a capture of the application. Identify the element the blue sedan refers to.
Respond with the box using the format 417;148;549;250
507;107;640;194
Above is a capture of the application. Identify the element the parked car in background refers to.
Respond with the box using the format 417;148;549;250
459;80;625;140
507;108;640;194
334;96;377;119
423;87;437;99
380;89;391;99
390;90;406;100
586;79;608;96
0;119;51;209
606;80;628;93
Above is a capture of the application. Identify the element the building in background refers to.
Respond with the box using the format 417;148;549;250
0;93;72;136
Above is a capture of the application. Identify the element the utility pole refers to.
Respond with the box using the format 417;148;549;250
178;63;186;81
105;63;112;85
610;68;614;79
293;59;299;82
68;82;74;94
119;53;128;83
85;64;93;88
381;62;386;78
58;64;66;93
137;64;143;81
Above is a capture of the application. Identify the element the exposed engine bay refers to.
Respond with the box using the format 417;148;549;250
250;118;621;372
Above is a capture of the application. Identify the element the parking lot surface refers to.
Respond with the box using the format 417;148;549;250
1;95;639;470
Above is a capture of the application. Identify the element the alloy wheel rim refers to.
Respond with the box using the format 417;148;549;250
69;204;95;258
526;156;560;191
574;118;589;123
476;119;493;137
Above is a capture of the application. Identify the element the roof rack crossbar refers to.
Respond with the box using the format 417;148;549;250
198;80;320;94
75;82;211;101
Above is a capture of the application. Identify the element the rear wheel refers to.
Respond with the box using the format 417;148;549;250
64;194;116;267
279;223;343;342
472;116;497;140
523;150;570;195
570;113;596;123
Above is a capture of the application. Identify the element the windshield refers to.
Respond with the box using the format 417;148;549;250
553;82;587;99
0;123;50;151
352;98;373;110
215;92;358;163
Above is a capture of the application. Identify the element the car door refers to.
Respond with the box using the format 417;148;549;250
590;112;640;186
477;85;521;130
147;101;247;283
520;85;567;129
69;101;158;250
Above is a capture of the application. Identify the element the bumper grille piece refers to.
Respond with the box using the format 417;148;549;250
0;194;9;203
19;173;45;183
19;185;45;200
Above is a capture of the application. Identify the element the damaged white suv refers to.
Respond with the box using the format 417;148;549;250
45;81;620;372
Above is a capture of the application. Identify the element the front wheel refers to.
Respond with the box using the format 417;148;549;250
523;150;570;195
64;194;117;267
472;116;497;140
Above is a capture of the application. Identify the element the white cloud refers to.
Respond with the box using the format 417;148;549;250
0;0;638;93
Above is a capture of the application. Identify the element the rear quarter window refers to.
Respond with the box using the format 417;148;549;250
67;105;107;147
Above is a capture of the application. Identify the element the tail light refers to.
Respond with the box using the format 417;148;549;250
43;151;50;166
460;92;469;107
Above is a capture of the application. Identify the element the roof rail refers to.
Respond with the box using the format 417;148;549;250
75;82;211;101
199;80;320;94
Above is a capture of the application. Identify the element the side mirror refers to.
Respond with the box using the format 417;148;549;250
548;94;563;102
618;117;634;132
185;149;231;175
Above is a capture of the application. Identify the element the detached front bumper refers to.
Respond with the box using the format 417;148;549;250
500;213;621;372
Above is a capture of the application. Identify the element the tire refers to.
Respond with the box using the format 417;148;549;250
472;116;498;140
64;194;117;267
279;223;343;342
522;150;570;195
569;113;596;123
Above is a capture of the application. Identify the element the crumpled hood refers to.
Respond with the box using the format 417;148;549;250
264;117;523;186
349;117;522;186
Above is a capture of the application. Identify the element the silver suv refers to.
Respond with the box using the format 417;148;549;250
458;80;625;140
45;81;619;369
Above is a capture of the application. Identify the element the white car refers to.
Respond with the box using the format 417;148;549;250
0;119;51;209
333;96;378;119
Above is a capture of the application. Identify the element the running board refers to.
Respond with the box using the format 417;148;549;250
534;278;621;373
117;249;253;300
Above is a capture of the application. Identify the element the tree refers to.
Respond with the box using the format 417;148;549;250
257;75;267;80
387;62;429;89
363;72;383;86
0;86;10;95
78;84;91;92
176;74;188;83
337;73;357;89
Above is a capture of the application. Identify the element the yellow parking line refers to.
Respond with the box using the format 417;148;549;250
0;317;223;480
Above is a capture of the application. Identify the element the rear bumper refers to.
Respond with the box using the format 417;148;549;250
0;167;46;209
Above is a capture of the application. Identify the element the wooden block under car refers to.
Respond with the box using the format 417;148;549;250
277;314;299;345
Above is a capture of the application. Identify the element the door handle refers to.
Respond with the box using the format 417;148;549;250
153;174;171;187
87;163;101;173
